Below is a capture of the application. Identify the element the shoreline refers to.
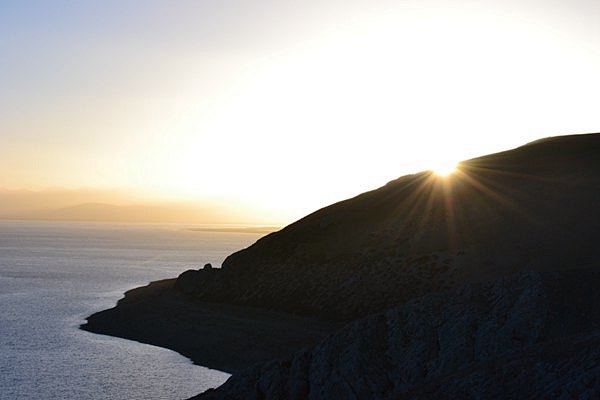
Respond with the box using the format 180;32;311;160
80;279;340;374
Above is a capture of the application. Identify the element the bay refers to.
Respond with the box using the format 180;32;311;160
0;220;264;399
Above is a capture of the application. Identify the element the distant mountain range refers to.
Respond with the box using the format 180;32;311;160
7;202;229;224
0;188;276;224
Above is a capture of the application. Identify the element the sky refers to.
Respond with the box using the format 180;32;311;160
2;0;600;222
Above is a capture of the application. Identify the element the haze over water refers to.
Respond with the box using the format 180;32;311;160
0;221;263;399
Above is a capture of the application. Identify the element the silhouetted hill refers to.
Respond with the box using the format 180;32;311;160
83;133;600;399
177;133;600;320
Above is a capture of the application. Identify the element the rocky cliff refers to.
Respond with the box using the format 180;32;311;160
196;269;600;399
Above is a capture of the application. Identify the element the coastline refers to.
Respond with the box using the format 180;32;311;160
80;279;340;374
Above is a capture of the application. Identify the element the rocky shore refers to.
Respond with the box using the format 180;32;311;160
81;279;339;374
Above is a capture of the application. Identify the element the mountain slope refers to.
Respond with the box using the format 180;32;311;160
176;133;600;320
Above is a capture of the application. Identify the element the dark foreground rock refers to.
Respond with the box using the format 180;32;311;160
81;279;339;373
196;269;600;399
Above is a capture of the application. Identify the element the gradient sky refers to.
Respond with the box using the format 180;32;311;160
2;0;600;220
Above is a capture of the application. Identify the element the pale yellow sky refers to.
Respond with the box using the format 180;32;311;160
2;1;600;222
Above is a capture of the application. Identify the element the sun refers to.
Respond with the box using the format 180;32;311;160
432;161;458;177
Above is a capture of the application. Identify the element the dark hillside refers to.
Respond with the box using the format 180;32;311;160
196;268;600;399
177;133;600;320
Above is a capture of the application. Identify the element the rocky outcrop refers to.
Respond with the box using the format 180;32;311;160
175;265;218;295
196;269;600;399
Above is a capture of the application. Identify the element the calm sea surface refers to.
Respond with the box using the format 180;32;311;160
0;220;264;400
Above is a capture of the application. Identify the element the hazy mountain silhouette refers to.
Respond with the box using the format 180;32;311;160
0;188;273;224
26;202;234;224
83;133;600;399
0;187;136;217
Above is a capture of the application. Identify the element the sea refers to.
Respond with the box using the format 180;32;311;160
0;220;266;400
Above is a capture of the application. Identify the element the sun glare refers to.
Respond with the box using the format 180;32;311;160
432;162;458;177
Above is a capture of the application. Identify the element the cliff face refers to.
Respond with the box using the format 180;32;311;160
177;133;600;321
196;268;600;399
